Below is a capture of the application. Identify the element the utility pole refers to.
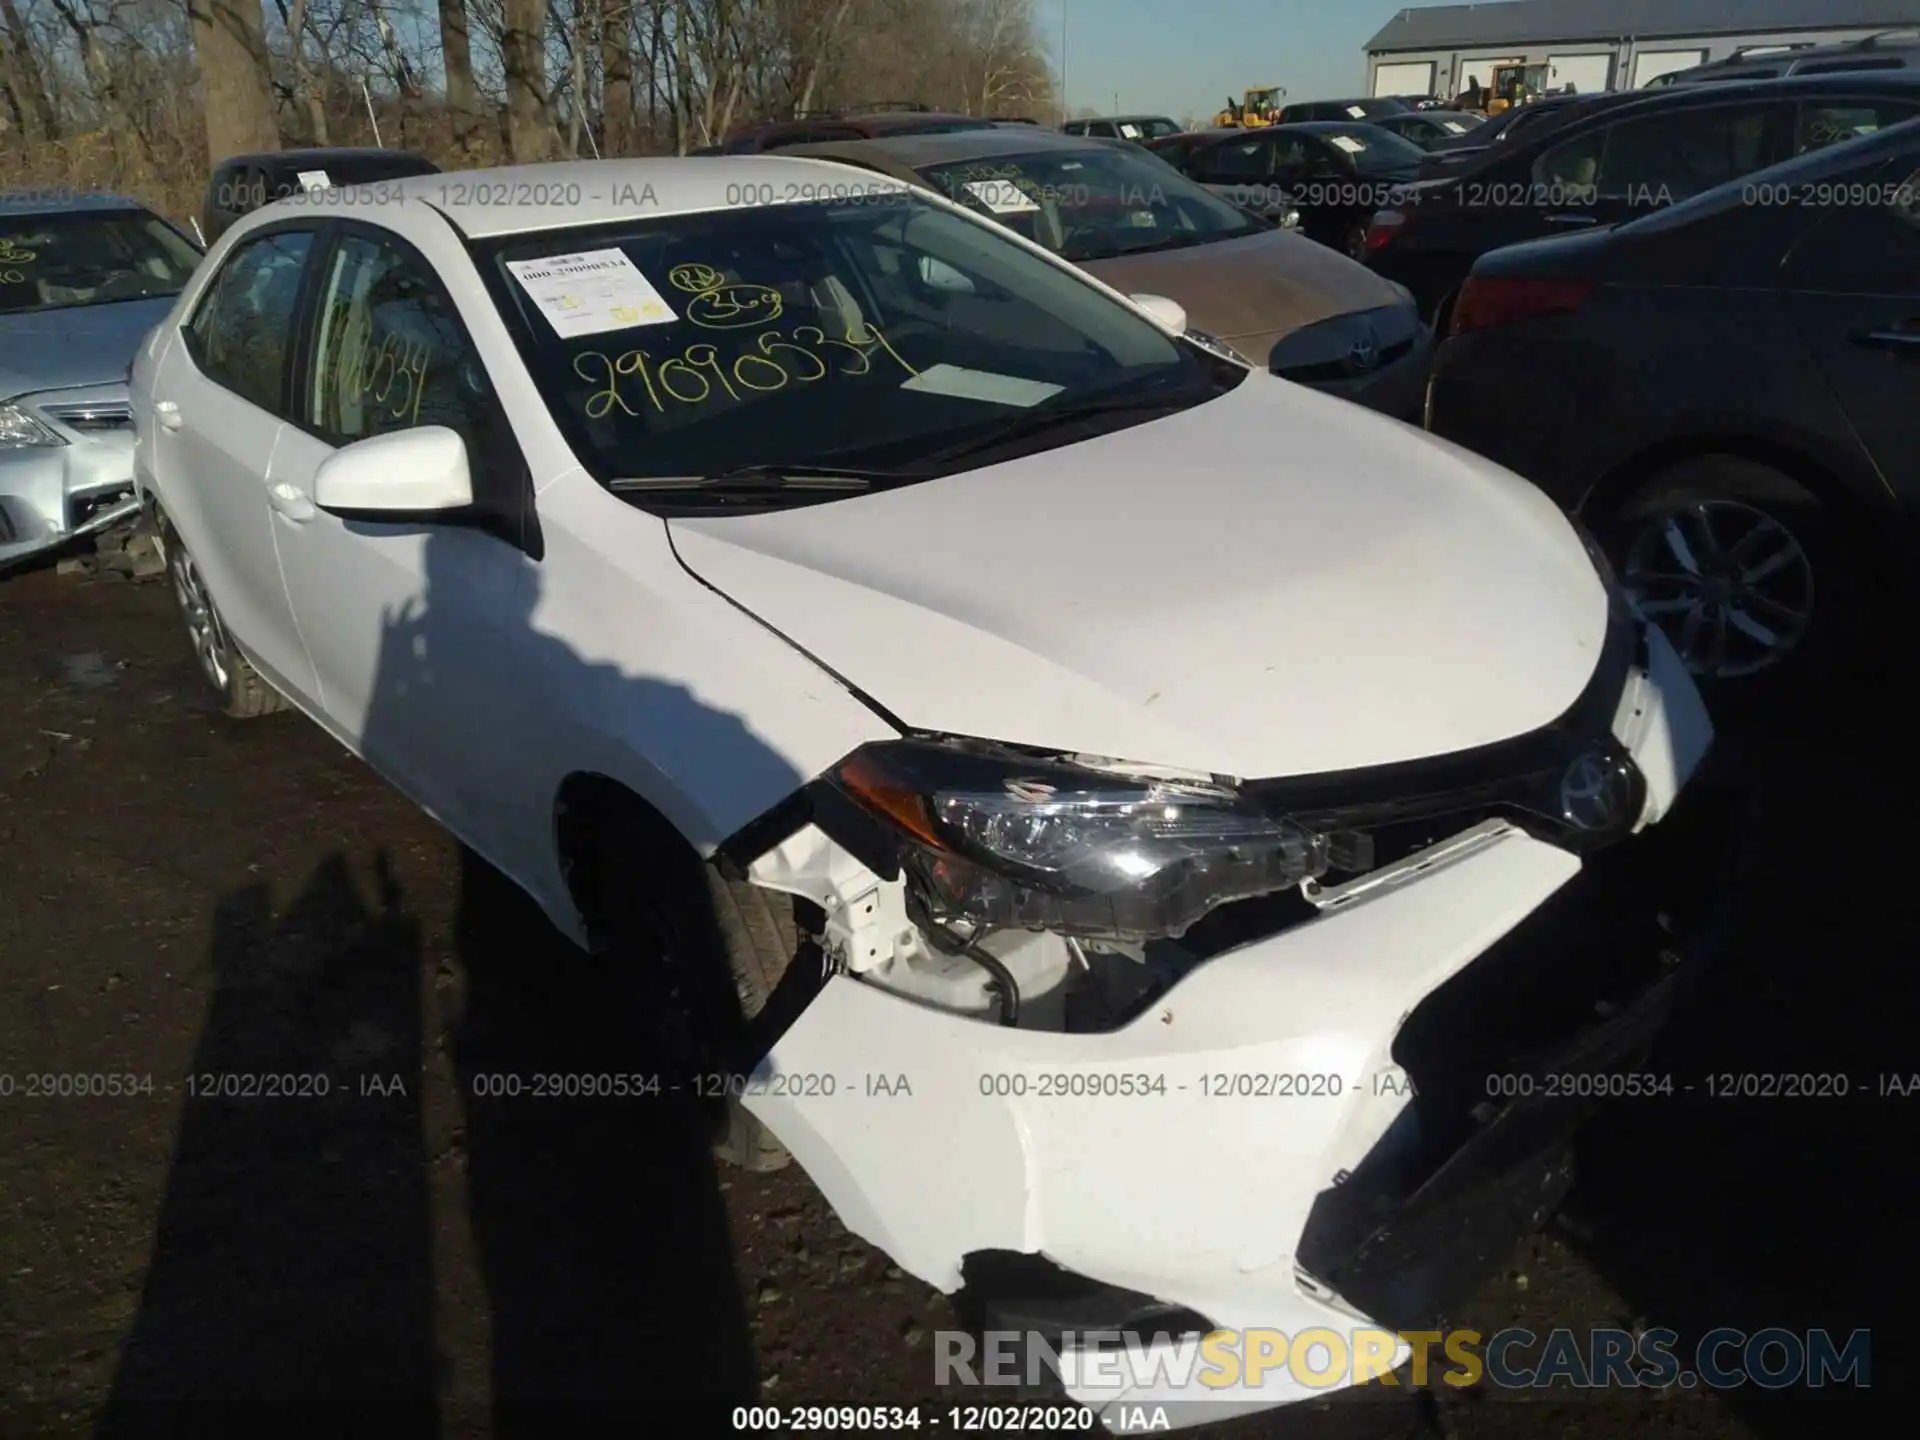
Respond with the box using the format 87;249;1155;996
1059;1;1068;125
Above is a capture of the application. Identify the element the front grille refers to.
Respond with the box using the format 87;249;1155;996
41;401;134;434
1275;332;1418;385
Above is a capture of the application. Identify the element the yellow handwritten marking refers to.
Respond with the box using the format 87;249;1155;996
656;355;710;404
568;322;912;416
685;343;741;402
611;305;640;324
733;350;790;392
576;350;642;418
668;262;727;294
759;331;826;382
687;285;785;329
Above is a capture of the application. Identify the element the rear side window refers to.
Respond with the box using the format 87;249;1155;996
183;229;314;414
1188;137;1270;181
1090;122;1118;137
1797;101;1920;154
1781;155;1920;292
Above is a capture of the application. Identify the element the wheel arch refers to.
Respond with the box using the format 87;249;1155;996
1576;429;1895;554
552;770;695;952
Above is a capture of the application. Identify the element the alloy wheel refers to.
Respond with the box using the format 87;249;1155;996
169;544;230;692
1620;499;1815;680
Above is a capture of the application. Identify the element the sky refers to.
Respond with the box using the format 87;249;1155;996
1037;0;1463;122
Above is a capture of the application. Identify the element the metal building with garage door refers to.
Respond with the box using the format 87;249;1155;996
1365;0;1920;99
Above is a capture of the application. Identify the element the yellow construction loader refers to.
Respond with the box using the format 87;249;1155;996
1213;86;1285;128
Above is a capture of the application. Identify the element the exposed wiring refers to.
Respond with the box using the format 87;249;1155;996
906;891;1020;1026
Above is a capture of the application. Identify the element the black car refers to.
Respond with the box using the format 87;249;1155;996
1425;119;1920;703
1167;121;1429;257
1365;72;1920;326
1371;110;1487;149
1062;115;1183;143
202;148;440;244
1274;97;1410;124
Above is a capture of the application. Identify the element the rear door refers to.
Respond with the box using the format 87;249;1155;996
149;225;321;702
1780;146;1920;515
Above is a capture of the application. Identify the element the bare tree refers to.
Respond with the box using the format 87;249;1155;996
187;0;280;162
500;0;549;160
0;0;58;139
437;0;481;149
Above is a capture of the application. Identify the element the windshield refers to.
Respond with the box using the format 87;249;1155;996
267;156;437;200
1317;126;1429;174
480;194;1234;499
0;209;200;315
917;145;1267;262
1117;119;1182;140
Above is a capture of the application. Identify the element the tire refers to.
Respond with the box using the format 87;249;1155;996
159;518;288;719
1591;456;1873;715
589;804;805;1172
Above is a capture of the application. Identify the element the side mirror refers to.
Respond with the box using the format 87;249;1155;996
917;256;977;294
314;426;474;517
1129;293;1188;334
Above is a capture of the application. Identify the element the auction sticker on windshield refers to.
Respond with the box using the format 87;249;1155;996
1329;135;1367;154
296;170;332;192
1346;105;1368;118
506;249;679;338
964;179;1041;214
902;364;1062;407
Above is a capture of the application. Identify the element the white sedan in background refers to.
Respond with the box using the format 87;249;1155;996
131;157;1722;1430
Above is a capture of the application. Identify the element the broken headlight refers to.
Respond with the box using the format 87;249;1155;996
823;741;1332;943
0;402;65;450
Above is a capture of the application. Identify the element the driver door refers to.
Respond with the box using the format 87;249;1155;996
264;224;549;879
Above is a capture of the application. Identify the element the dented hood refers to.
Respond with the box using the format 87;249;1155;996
667;375;1609;780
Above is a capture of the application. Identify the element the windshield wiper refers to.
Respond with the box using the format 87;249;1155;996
912;384;1193;467
610;462;925;495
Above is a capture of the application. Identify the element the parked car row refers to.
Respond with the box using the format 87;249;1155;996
120;151;1726;1432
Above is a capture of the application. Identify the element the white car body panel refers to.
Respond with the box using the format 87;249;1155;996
669;374;1608;780
745;639;1711;1429
127;158;1721;1429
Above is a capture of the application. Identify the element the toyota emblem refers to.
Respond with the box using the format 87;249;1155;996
1348;327;1381;372
1559;751;1634;833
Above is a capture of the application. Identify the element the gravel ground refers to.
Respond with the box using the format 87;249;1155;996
0;561;1910;1439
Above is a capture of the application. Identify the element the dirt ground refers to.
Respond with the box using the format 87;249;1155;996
0;561;1911;1439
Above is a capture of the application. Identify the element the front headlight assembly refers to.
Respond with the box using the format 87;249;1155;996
0;401;64;450
822;741;1341;944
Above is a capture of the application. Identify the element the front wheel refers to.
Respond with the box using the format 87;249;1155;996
590;807;807;1171
1593;457;1870;712
160;519;287;718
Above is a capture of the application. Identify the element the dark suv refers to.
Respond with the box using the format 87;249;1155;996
203;146;441;245
202;148;439;245
1362;72;1920;324
1664;30;1920;85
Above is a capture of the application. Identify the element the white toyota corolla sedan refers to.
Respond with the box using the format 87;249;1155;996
131;157;1726;1429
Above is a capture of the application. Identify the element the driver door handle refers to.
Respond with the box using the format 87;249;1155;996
267;481;316;523
153;400;183;431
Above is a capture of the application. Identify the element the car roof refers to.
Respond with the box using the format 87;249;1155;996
1269;120;1400;133
0;190;148;217
282;157;920;239
1072;114;1177;124
784;126;1128;169
730;111;984;141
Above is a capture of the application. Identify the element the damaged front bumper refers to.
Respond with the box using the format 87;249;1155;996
0;384;140;574
739;625;1727;1430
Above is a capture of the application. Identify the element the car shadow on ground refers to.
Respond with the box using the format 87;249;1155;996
100;524;776;1432
1557;714;1918;1434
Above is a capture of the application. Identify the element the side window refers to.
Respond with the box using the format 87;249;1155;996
1796;101;1920;155
1089;122;1118;138
1536;125;1605;188
1063;122;1084;135
1591;103;1779;200
304;232;498;468
1268;135;1311;172
1191;138;1270;181
182;229;314;413
1788;159;1920;292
